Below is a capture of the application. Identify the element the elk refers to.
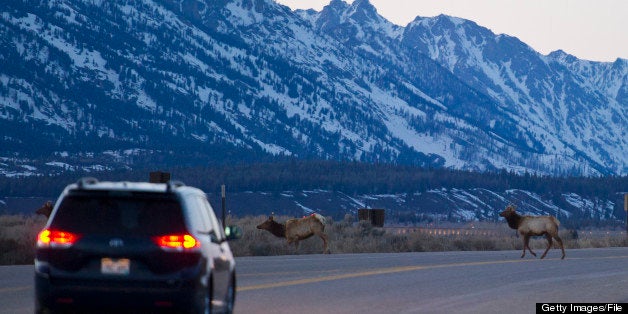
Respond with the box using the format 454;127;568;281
35;201;53;218
257;214;330;254
500;204;565;259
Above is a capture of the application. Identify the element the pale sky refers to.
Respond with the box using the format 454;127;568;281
275;0;627;62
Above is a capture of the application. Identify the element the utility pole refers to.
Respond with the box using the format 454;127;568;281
221;184;226;230
624;193;627;238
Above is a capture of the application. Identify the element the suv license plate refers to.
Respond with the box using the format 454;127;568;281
101;258;130;275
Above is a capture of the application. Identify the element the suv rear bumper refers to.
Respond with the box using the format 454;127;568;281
35;264;206;311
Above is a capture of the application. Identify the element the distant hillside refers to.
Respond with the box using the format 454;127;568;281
1;161;626;227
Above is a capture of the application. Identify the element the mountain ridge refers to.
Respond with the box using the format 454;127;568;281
0;0;625;177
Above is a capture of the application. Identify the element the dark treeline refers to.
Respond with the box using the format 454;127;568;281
0;160;626;200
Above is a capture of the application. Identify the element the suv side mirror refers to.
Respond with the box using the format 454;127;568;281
224;225;242;241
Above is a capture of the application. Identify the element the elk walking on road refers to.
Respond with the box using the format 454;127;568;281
500;204;565;259
257;214;330;254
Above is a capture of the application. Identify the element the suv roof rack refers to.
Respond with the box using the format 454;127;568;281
77;177;98;189
166;180;185;192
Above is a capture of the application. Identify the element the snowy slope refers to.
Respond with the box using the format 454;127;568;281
201;188;625;224
0;0;625;177
401;14;627;175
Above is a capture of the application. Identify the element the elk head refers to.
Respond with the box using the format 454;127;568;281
36;201;53;218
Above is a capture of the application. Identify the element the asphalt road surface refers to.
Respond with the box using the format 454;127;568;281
2;248;627;314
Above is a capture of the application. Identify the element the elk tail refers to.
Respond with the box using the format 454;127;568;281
313;213;327;224
550;216;560;227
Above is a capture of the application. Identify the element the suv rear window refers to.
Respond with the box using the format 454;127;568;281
50;191;186;236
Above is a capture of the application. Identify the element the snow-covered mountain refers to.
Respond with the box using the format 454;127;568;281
401;15;627;175
0;0;626;177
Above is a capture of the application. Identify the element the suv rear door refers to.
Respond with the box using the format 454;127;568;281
183;194;232;296
41;191;200;277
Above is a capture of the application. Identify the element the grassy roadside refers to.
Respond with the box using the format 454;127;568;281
0;215;47;265
227;215;627;256
1;214;626;265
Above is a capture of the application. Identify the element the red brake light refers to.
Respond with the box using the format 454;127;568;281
37;229;80;248
154;234;200;251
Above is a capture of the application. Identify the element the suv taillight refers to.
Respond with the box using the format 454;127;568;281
153;234;200;251
37;229;81;248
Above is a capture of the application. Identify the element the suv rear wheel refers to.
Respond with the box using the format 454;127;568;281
193;278;213;314
225;274;236;314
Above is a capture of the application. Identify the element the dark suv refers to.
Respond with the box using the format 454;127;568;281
35;178;241;313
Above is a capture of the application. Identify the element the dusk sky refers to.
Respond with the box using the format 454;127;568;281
276;0;627;62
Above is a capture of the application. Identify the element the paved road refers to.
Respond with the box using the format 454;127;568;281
235;248;628;314
2;248;628;313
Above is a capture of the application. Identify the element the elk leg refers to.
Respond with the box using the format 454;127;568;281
554;234;565;259
317;232;330;254
540;233;553;259
287;237;299;254
522;235;536;258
